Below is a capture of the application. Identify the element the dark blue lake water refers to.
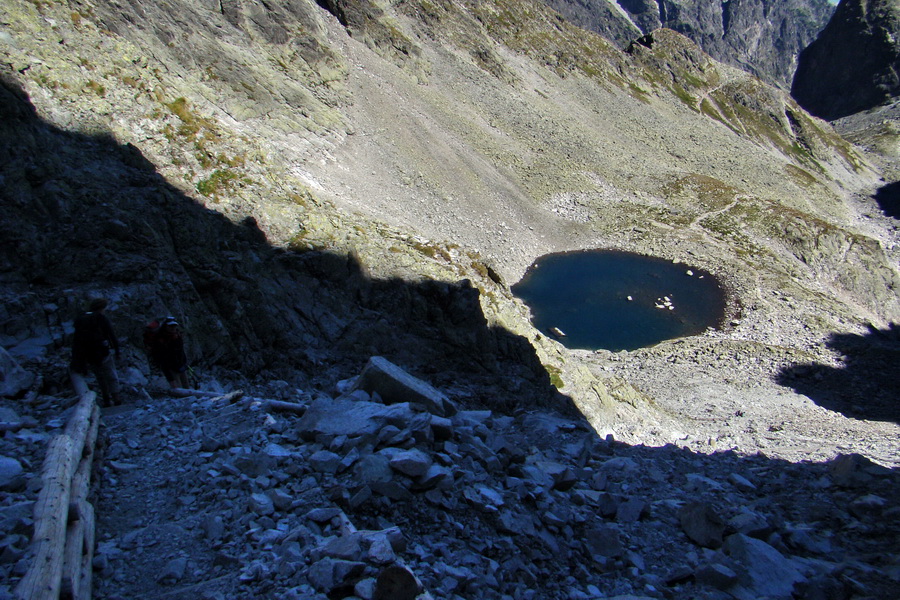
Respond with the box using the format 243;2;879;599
511;250;727;351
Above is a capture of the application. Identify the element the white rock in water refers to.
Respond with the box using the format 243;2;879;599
686;270;694;276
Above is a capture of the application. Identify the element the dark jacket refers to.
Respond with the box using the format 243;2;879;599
150;326;187;372
71;311;119;373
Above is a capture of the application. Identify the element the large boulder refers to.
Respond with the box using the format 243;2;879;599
0;346;33;398
350;356;456;417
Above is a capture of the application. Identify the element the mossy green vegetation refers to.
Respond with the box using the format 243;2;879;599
196;169;239;198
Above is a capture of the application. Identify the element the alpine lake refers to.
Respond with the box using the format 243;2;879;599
511;250;728;351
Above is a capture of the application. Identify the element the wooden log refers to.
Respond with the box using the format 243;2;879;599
14;435;76;600
66;403;100;600
212;390;245;404
70;403;101;506
263;399;308;415
169;388;245;403
169;387;224;398
64;393;97;462
79;502;95;600
60;500;86;600
17;394;99;600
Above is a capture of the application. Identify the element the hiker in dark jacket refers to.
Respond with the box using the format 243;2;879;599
148;316;190;389
70;297;121;406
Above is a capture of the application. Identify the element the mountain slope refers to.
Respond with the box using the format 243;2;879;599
540;0;835;89
1;0;897;466
792;0;900;120
2;1;900;597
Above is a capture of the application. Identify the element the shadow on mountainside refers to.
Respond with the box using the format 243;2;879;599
0;72;567;416
3;73;900;600
776;324;900;425
874;181;900;219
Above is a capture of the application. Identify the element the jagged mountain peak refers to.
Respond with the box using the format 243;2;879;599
792;0;900;119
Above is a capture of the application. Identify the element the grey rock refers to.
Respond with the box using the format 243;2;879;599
232;453;275;477
268;488;293;511
351;356;455;416
370;480;413;501
309;450;342;474
355;454;394;485
784;527;833;555
298;397;417;439
679;502;725;549
355;578;377;600
201;515;225;541
349;485;373;509
0;407;23;431
308;558;367;593
321;534;363;561
306;507;342;524
729;472;757;492
429;415;453;440
0;502;33;535
264;442;292;458
463;484;505;511
374;564;419;600
415;464;452;490
849;494;888;518
616;498;646;523
827;453;884;487
249;492;274;516
728;510;772;538
365;533;396;565
0;347;33;398
544;0;834;90
695;562;739;590
585;525;624;558
723;533;806;600
0;456;25;492
387;448;432;478
157;557;187;584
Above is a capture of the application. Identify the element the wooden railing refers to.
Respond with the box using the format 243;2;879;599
15;392;101;600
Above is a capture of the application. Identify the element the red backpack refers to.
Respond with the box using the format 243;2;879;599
143;318;163;351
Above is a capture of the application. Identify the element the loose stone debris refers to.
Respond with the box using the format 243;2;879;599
3;355;898;600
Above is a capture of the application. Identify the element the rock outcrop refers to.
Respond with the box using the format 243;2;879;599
541;0;836;89
792;0;900;120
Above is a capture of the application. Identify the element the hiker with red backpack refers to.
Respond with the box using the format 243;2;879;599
70;297;122;406
144;316;190;389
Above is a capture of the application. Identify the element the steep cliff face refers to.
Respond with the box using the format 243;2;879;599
542;0;835;89
792;0;900;120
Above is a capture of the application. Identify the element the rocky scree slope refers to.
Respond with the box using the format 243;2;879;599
540;0;836;90
3;359;899;600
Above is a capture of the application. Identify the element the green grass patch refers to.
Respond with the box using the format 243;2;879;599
196;169;239;198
